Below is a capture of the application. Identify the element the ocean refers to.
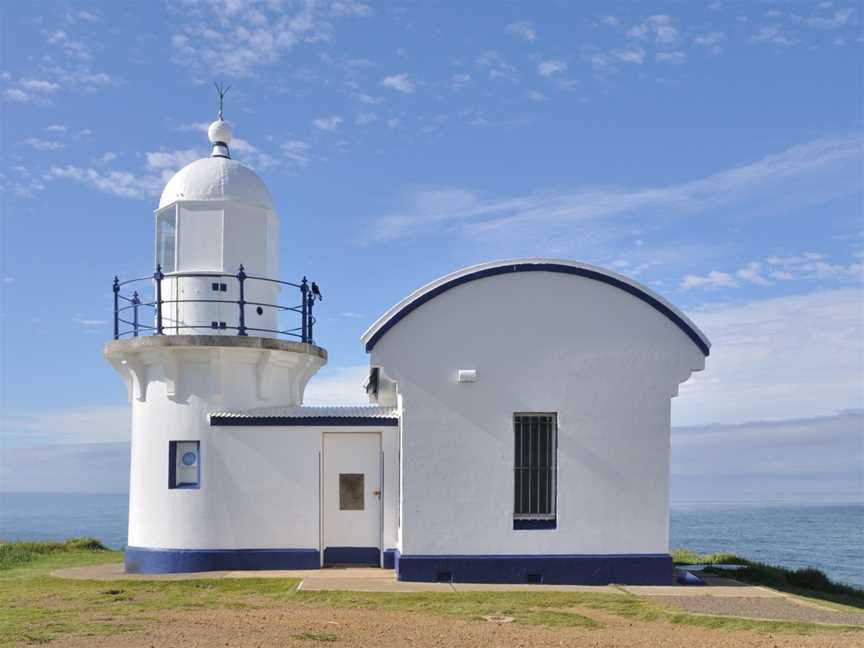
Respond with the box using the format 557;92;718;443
1;493;861;588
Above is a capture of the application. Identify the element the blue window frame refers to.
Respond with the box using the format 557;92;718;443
169;440;200;489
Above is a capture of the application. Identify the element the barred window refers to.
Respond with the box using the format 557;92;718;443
514;413;557;521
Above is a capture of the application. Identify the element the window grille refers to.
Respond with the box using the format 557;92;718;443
514;413;556;520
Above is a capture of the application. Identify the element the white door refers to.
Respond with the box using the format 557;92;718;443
322;433;381;565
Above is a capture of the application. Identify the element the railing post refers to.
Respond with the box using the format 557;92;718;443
301;277;309;343
307;286;314;344
112;277;120;340
132;291;140;337
154;265;164;335
237;265;247;336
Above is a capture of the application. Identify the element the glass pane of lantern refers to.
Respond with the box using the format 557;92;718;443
157;208;177;274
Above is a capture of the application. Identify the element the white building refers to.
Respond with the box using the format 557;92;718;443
106;114;710;584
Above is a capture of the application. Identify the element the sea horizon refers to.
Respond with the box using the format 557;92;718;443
2;492;861;589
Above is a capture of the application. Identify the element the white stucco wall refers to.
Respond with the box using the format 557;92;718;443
109;340;399;554
368;268;706;557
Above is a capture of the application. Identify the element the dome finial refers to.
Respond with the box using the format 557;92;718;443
208;82;233;159
215;81;230;121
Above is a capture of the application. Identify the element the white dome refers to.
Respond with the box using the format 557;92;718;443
158;156;273;209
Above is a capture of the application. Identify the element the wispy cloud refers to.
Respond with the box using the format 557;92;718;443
656;51;687;64
282;139;312;167
3;79;60;104
72;315;108;327
592;46;646;71
50;145;202;199
681;253;863;290
1;166;46;198
380;73;416;93
329;1;372;18
680;270;738;290
230;138;278;171
506;20;537;42
145;148;201;171
751;24;797;46
49;165;164;199
350;91;385;104
22;138;64;151
372;133;862;243
537;59;567;77
313;115;344;131
693;31;725;54
676;287;864;425
169;1;371;78
355;112;377;126
804;8;855;29
476;50;518;82
450;73;471;90
626;15;679;44
45;29;91;60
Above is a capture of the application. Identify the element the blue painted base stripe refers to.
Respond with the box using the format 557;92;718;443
382;548;399;569
124;547;320;574
323;546;380;566
396;554;674;585
513;519;557;530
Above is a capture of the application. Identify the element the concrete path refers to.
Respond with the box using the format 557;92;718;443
53;563;623;593
52;564;773;597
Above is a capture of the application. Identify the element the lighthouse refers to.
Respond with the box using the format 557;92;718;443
106;104;329;573
105;93;708;582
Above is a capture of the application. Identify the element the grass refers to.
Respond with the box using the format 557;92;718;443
0;538;108;570
671;548;748;566
672;547;864;610
0;540;860;646
293;632;340;641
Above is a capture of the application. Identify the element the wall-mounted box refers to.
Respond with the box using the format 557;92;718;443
457;369;477;383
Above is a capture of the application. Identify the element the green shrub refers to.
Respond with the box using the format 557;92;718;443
671;548;747;565
0;538;108;570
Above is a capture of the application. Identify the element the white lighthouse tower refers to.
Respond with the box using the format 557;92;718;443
105;99;328;572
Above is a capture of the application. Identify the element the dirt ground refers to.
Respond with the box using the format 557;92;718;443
44;603;863;648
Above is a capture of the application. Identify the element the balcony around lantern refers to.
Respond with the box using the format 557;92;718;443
111;265;321;344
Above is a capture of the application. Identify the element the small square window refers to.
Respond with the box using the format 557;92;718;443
339;474;364;510
169;441;200;489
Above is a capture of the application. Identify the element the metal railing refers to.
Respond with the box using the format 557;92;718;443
112;265;321;343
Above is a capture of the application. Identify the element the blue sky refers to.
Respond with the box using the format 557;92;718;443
0;1;862;500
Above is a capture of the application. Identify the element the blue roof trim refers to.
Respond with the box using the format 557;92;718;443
364;262;710;356
211;415;399;427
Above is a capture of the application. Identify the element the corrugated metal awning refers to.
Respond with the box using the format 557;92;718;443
209;405;399;427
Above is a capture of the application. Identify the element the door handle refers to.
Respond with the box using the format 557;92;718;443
373;490;381;497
